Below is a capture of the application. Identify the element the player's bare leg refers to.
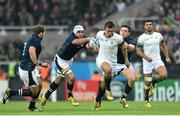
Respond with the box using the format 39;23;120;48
2;88;12;104
66;72;79;106
41;76;63;109
144;74;152;107
105;77;114;101
92;78;105;111
120;68;136;108
92;62;111;111
3;83;42;112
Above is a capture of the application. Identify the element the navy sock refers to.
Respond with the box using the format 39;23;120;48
9;90;18;96
122;84;132;98
96;87;105;102
105;78;111;91
67;83;74;97
152;79;158;86
144;88;150;101
17;89;32;96
28;98;36;109
45;81;59;99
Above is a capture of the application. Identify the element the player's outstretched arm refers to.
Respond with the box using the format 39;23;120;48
85;42;99;52
72;37;90;45
85;37;99;51
121;43;130;68
127;44;135;52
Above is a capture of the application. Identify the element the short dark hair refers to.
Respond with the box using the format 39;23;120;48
32;25;44;34
104;21;115;29
144;19;154;24
120;25;131;33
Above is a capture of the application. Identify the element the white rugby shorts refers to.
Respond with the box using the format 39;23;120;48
143;59;164;74
114;63;134;74
18;67;40;87
96;57;116;74
54;55;73;77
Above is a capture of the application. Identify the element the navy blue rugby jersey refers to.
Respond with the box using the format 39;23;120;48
20;33;42;71
57;32;86;60
117;37;136;64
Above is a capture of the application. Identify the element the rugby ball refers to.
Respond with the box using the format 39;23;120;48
89;37;99;49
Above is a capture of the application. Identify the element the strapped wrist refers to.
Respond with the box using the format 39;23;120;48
143;55;147;59
125;58;129;62
36;61;42;66
166;57;170;60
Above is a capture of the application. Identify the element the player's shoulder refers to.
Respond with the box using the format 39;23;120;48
31;34;40;41
28;34;41;46
28;36;36;43
65;32;77;42
96;31;106;40
113;32;123;39
153;32;162;36
138;33;146;40
126;37;134;43
113;32;120;37
68;32;76;39
139;32;146;37
96;31;104;36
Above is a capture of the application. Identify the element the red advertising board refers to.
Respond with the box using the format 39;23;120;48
65;80;99;101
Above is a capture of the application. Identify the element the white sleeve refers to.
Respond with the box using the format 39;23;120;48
96;31;101;40
119;35;124;44
137;35;144;46
116;34;124;44
159;33;164;42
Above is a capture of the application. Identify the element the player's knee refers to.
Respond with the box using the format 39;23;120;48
144;81;151;90
104;70;112;77
159;73;167;80
144;77;152;88
29;85;39;98
103;65;112;74
100;78;106;89
67;75;75;84
126;73;134;82
38;80;42;88
66;72;75;81
127;73;136;82
128;80;134;87
144;82;152;90
55;76;63;84
128;77;136;86
38;83;42;91
144;83;150;90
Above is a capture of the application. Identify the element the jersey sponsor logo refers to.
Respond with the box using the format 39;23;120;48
110;40;116;49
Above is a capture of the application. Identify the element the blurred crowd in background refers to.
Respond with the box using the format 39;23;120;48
0;0;180;80
0;0;135;27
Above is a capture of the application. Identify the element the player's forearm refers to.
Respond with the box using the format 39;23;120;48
72;38;89;45
127;44;135;52
161;44;170;59
121;44;129;61
136;47;147;59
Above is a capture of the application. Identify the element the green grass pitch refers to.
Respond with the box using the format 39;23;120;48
0;100;179;115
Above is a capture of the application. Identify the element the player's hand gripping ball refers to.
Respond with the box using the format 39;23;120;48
89;37;99;49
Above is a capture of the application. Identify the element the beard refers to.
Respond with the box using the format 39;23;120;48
147;28;153;33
